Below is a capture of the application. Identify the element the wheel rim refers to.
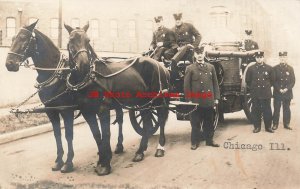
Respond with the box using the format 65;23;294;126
129;110;160;136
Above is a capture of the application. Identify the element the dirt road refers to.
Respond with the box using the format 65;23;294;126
0;103;299;189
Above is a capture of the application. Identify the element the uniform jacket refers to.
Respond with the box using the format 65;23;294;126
184;62;220;107
273;63;295;99
150;26;178;49
244;39;259;51
172;23;201;48
246;62;274;99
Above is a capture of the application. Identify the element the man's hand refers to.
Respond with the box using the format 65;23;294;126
177;47;182;51
214;99;219;105
157;42;163;47
282;88;288;93
187;44;194;48
149;46;154;51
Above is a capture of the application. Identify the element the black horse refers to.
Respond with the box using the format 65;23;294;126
5;20;124;174
64;22;170;175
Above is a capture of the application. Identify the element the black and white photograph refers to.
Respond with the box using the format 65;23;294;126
0;0;299;188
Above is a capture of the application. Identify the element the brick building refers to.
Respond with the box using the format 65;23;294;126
0;0;270;53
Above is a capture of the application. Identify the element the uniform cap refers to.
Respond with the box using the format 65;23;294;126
173;13;182;20
279;51;287;56
254;51;264;57
245;30;252;35
154;16;163;23
194;46;204;54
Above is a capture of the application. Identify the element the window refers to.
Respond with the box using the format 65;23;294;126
90;19;99;39
50;18;59;39
128;20;136;38
110;19;118;38
6;17;16;38
71;18;80;28
28;17;38;27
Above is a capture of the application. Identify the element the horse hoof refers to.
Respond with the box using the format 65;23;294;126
52;161;64;171
95;165;111;176
114;145;124;154
155;149;164;157
60;162;74;173
132;153;144;162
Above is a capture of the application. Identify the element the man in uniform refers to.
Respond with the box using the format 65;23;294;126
272;51;295;130
241;30;259;70
149;16;177;61
184;47;220;150
243;30;259;51
245;51;274;133
170;13;201;72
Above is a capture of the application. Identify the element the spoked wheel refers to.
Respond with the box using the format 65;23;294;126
243;88;253;123
74;109;81;119
213;105;219;130
129;109;159;136
242;62;255;123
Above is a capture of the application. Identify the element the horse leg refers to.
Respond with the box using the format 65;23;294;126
133;109;152;162
155;107;169;157
60;110;75;173
46;111;64;171
81;111;102;167
114;107;124;154
95;109;112;176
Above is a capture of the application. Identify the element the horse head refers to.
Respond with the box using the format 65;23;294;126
64;22;94;76
6;20;39;72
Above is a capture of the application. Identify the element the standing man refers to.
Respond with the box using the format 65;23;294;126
245;51;274;133
170;13;201;70
272;51;295;130
149;16;178;61
184;47;220;150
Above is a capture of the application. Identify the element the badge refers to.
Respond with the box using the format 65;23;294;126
286;71;289;75
252;45;255;48
162;34;165;37
185;32;188;35
265;72;268;75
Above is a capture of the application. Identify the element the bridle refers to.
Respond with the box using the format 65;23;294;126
8;28;37;67
67;29;96;70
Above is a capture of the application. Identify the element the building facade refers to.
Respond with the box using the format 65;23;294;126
0;0;270;54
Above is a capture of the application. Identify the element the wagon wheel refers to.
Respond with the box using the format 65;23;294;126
213;104;219;130
74;110;81;119
242;87;253;122
129;109;160;136
241;62;255;123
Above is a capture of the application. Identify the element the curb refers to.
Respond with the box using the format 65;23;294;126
0;110;128;145
0;117;86;145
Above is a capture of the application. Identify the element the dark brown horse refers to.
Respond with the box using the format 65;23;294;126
64;22;170;175
5;20;124;174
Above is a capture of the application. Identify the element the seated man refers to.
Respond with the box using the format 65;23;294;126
149;16;178;62
171;13;202;67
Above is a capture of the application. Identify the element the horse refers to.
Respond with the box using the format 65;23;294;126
5;20;125;174
64;22;170;175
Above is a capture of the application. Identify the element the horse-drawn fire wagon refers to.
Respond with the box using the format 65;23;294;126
128;41;257;136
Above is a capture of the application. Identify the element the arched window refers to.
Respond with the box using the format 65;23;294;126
110;19;118;38
50;18;59;39
90;19;99;39
6;17;16;38
128;20;136;38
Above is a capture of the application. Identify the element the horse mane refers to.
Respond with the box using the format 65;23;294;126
33;29;61;66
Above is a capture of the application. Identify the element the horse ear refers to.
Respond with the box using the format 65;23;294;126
26;19;39;31
64;23;74;34
82;22;89;32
